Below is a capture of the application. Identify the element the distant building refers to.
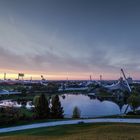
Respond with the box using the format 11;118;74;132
105;77;130;92
127;77;133;84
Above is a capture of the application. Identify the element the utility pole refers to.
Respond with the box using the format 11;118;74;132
100;75;102;81
4;73;6;80
90;75;92;81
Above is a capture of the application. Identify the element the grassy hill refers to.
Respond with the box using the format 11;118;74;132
0;123;139;140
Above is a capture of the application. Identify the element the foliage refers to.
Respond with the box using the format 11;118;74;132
0;107;32;125
72;106;81;118
51;95;64;119
127;94;140;112
30;84;45;92
33;94;50;119
46;82;59;93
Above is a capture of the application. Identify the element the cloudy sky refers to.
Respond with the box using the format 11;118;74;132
0;0;140;80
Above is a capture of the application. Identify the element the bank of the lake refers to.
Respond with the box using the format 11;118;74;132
0;123;139;140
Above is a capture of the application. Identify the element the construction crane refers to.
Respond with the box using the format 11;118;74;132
121;68;132;114
41;75;45;81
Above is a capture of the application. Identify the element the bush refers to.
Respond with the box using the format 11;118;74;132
72;106;81;118
127;94;140;112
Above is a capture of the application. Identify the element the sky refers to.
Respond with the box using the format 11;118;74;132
0;0;140;80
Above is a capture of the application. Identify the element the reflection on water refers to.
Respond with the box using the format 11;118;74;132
0;100;34;109
0;94;131;118
60;94;131;118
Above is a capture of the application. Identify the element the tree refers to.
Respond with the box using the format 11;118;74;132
127;94;140;113
46;82;59;93
33;94;50;118
0;107;22;124
72;106;81;118
51;95;64;118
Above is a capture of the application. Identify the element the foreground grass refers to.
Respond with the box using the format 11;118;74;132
0;118;71;129
97;114;140;119
0;123;140;140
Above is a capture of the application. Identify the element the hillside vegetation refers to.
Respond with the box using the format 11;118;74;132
0;123;139;140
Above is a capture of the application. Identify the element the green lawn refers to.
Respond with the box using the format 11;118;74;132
0;117;71;128
0;123;139;140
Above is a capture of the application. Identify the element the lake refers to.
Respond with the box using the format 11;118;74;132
60;94;130;118
0;94;131;118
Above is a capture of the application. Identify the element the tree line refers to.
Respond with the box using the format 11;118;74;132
33;94;64;119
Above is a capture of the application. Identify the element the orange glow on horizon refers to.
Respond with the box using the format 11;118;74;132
0;69;138;80
0;72;122;80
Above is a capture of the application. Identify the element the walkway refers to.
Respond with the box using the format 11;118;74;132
0;118;140;133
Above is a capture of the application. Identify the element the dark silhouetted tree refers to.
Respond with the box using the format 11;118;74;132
127;94;140;113
46;82;59;93
51;95;64;118
33;94;50;118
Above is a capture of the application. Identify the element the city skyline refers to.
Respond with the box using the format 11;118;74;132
0;0;140;80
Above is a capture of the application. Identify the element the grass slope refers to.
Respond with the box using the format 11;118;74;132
0;123;139;140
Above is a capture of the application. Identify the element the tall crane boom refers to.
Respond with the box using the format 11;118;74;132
121;68;131;93
121;68;132;114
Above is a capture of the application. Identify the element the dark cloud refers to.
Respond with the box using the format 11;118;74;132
0;46;26;69
0;0;140;79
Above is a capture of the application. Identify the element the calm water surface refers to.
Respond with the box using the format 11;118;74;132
60;94;130;118
0;94;131;118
